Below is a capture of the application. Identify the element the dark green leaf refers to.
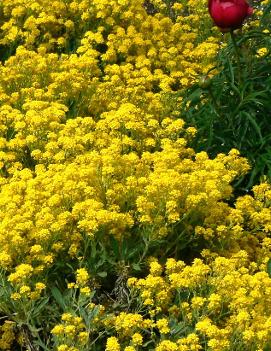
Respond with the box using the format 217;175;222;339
267;259;271;278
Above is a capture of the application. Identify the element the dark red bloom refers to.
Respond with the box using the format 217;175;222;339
208;0;253;31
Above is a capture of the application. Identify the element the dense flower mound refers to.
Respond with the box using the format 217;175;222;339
125;253;271;351
0;0;270;350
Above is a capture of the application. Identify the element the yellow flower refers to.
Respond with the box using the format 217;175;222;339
51;325;65;335
76;268;89;286
35;282;46;291
19;285;31;295
78;331;89;344
105;337;120;351
64;324;76;336
132;332;143;345
10;293;21;300
191;296;206;310
155;340;178;351
156;318;170;334
80;287;91;296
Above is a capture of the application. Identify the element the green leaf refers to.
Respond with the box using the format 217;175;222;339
30;297;49;318
262;1;271;19
97;271;107;278
51;287;66;310
267;259;271;278
34;338;51;351
110;235;119;257
90;241;97;258
241;111;263;144
263;342;271;351
142;340;154;348
186;87;202;104
132;263;141;271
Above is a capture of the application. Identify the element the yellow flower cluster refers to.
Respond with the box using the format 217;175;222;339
0;0;230;288
51;303;105;350
103;251;268;350
5;263;46;301
105;336;121;351
0;146;250;281
123;253;271;350
52;313;89;351
0;322;15;350
155;334;201;351
67;267;92;296
196;182;271;266
104;314;147;349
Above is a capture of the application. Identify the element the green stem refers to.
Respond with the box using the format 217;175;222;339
230;30;242;84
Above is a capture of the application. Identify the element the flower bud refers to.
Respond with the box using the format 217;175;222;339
208;0;253;31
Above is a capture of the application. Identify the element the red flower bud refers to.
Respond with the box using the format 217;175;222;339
208;0;253;31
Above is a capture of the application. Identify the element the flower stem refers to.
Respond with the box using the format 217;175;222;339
230;30;242;83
